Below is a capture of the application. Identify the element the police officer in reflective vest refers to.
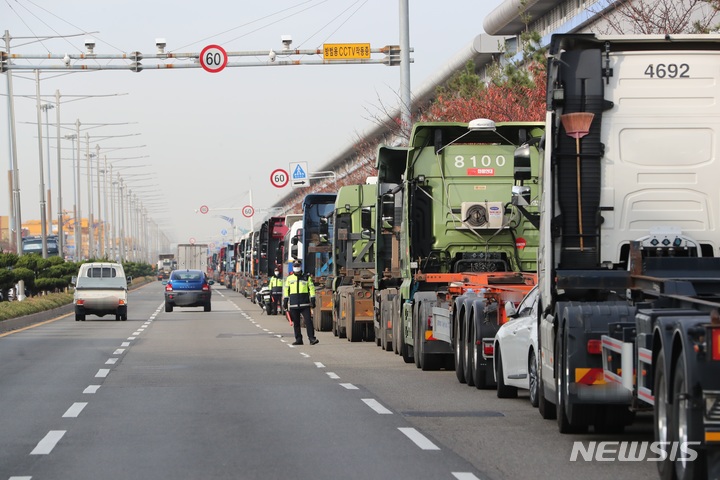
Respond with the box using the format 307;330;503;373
283;261;318;345
268;267;283;315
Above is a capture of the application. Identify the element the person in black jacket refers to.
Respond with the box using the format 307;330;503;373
283;261;318;345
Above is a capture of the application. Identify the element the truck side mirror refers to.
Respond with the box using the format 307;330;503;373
126;276;132;285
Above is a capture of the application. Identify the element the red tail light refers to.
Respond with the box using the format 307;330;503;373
483;343;494;356
712;328;720;361
587;339;602;355
202;284;209;291
76;299;84;306
165;284;173;292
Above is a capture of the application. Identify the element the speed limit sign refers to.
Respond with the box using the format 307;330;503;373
200;44;228;73
199;205;209;214
242;205;255;218
270;168;289;188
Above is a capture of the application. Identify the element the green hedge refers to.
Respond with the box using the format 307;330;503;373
0;292;74;321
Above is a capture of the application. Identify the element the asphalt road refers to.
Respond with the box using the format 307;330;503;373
0;282;659;480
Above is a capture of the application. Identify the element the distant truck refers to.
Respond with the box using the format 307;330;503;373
176;244;208;271
157;253;175;280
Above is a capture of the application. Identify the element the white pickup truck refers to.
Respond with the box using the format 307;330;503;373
72;262;131;321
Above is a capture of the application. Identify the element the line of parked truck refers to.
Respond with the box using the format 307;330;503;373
218;34;720;478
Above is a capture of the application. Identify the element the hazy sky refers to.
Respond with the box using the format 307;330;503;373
2;0;504;248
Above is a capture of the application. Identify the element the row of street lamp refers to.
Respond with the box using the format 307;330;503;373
5;83;171;262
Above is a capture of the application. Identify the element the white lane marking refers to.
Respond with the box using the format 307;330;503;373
133;331;142;335
144;321;152;325
105;358;118;365
62;402;88;418
262;328;269;332
127;337;136;341
30;430;66;455
95;369;110;378
83;385;101;394
339;383;358;390
121;342;131;347
9;476;32;479
327;372;340;379
300;352;310;358
398;428;440;451
274;335;282;338
314;362;325;368
362;398;393;415
452;474;481;480
113;349;125;355
280;339;287;343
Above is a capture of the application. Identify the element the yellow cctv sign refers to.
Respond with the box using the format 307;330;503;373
323;43;371;60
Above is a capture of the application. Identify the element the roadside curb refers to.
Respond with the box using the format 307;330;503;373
0;277;155;335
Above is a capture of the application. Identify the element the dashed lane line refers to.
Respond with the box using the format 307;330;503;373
62;402;88;418
362;398;393;415
398;428;441;451
83;385;101;394
30;430;66;455
452;473;482;480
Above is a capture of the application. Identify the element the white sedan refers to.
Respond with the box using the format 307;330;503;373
493;286;539;406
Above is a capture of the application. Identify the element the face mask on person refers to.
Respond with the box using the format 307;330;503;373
293;267;301;273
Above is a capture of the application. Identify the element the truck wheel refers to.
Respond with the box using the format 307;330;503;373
654;347;674;480
204;302;211;312
454;314;466;384
537;331;556;419
670;354;706;480
555;333;588;433
115;313;121;321
496;348;518;398
463;315;475;387
322;311;334;333
75;313;85;321
165;302;173;313
528;350;539;408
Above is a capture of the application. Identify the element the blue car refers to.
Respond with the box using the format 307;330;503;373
163;269;214;312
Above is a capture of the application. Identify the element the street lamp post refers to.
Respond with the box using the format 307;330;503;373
41;102;54;239
54;90;64;258
64;133;78;260
75;119;83;260
34;70;48;258
85;133;95;259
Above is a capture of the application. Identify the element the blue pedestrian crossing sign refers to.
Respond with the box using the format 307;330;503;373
289;161;310;188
